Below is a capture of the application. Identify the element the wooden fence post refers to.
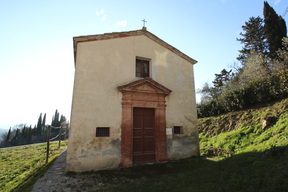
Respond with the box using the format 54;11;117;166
46;125;51;164
58;125;62;149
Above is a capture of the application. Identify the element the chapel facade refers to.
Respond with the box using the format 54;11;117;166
66;28;199;172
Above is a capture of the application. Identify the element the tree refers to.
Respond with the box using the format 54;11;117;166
42;113;46;126
212;69;232;88
6;127;11;145
33;125;37;135
51;109;59;127
59;115;67;125
28;126;32;143
264;1;287;59
198;69;233;103
197;82;215;104
36;113;42;135
272;37;288;72
239;50;271;84
237;16;269;65
22;126;26;138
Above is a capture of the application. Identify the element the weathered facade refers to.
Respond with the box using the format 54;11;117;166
66;28;199;172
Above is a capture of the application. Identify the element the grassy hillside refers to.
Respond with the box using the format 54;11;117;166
104;98;288;191
0;140;68;192
199;97;288;160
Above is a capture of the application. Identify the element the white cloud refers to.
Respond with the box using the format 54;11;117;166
275;0;281;5
117;20;127;27
101;15;106;21
96;8;104;16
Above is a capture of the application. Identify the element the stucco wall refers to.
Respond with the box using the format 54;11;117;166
66;35;199;172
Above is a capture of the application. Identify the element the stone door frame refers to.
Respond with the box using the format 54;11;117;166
117;78;172;167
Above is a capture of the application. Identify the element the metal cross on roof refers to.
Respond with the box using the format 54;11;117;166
141;19;147;27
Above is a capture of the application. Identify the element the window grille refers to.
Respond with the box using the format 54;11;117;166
174;126;181;134
96;127;110;137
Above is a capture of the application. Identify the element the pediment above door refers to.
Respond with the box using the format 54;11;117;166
117;77;172;95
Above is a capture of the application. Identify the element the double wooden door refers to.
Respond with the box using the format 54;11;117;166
133;108;155;164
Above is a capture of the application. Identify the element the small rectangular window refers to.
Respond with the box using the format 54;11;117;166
96;127;110;137
174;126;182;134
136;59;149;78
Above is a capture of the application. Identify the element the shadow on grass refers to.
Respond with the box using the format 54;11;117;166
67;145;288;192
12;158;57;192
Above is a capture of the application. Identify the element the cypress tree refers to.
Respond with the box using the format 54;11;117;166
33;125;37;135
28;126;32;143
51;109;59;127
42;113;46;126
22;126;26;138
264;1;287;59
6;127;11;145
237;16;269;65
59;115;67;125
36;113;42;135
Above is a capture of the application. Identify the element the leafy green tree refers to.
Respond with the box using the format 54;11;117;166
237;16;268;65
273;37;288;72
212;69;232;88
198;69;233;103
264;1;287;59
239;50;271;84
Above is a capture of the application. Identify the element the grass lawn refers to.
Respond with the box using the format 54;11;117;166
0;140;68;192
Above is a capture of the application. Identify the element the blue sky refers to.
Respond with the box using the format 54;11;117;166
0;0;287;130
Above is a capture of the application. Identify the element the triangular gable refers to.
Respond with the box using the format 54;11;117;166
73;28;197;67
117;77;172;95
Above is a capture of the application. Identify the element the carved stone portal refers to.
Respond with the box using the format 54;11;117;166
117;77;172;167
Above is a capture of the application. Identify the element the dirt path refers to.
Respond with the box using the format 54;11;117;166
30;148;119;192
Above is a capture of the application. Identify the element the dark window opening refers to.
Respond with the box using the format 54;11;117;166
174;126;181;134
96;127;110;137
136;59;149;78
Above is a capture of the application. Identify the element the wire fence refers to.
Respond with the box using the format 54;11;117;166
46;123;69;164
49;131;67;141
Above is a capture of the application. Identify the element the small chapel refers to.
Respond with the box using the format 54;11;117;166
66;27;200;172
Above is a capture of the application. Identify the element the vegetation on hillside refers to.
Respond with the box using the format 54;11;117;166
197;69;288;118
197;1;287;116
0;140;68;192
0;109;68;148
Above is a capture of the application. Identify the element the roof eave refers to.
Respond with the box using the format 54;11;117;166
73;29;198;67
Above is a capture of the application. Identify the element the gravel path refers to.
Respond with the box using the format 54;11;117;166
30;148;109;192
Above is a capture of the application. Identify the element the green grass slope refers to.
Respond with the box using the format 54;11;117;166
0;140;68;192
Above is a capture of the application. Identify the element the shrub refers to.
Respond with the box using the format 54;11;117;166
198;69;288;118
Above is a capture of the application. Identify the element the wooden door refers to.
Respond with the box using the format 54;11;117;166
133;108;155;164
